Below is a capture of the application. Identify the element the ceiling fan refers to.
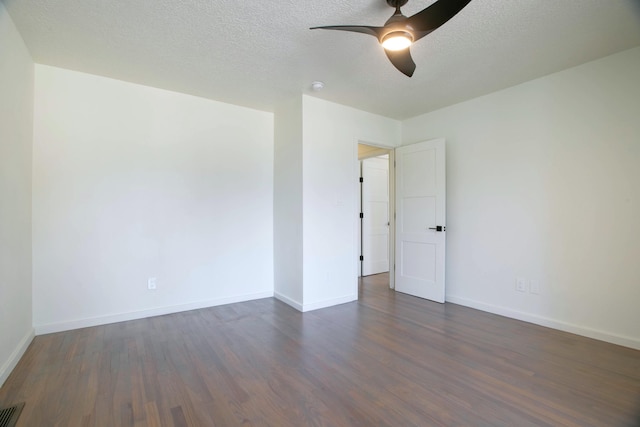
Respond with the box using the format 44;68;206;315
310;0;472;77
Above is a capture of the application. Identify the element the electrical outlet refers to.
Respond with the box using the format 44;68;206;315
530;280;540;295
516;277;527;292
148;277;157;290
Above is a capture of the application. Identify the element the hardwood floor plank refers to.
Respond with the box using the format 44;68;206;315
1;273;638;426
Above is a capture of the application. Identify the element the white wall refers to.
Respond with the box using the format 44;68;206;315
33;65;274;333
301;96;400;310
0;3;34;386
274;97;304;308
402;47;640;349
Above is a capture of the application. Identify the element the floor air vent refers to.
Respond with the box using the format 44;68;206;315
0;403;24;427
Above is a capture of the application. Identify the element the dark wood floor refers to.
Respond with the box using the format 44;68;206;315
1;274;639;426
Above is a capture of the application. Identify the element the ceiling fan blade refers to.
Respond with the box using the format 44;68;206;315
309;25;383;38
407;0;472;41
385;48;416;77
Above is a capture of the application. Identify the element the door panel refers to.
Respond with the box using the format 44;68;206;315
403;149;437;195
402;197;436;233
395;139;446;302
362;156;390;276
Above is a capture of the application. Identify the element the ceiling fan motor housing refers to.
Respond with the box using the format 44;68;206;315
386;0;409;8
381;12;415;45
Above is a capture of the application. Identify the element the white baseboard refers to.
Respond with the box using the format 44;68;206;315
34;291;274;335
274;292;303;311
274;292;357;313
0;328;35;388
447;295;640;350
302;293;357;312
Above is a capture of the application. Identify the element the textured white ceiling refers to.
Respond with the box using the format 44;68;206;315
4;0;640;119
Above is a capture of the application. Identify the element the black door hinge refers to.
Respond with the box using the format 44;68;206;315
359;255;364;261
359;177;363;183
359;212;364;219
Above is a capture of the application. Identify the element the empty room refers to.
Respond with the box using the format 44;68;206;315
1;0;639;425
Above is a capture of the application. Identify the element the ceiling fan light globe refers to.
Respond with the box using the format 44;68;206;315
381;31;413;51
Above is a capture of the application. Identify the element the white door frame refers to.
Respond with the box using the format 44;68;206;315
354;141;396;292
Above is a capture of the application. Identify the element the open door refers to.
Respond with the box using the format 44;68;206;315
362;156;390;276
395;138;446;303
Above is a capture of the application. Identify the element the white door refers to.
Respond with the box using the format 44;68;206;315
395;139;446;303
362;156;390;276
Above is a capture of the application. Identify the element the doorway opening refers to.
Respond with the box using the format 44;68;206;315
357;143;394;290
